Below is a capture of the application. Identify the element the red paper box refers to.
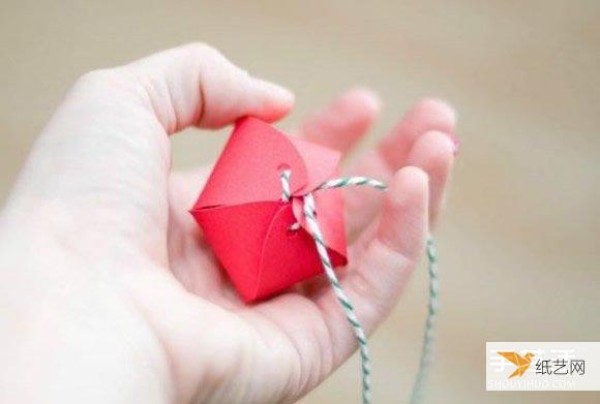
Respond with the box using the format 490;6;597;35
190;117;348;302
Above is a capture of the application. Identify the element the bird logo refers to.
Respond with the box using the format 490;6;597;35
497;351;535;378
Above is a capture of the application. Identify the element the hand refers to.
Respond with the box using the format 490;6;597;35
0;43;457;403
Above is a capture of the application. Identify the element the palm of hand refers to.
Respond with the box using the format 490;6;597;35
1;44;456;403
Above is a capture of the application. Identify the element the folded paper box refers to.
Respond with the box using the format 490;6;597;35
190;117;348;302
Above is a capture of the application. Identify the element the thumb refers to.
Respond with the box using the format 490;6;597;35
3;43;293;241
126;43;295;131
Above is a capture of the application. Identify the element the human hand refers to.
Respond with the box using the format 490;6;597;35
0;43;456;403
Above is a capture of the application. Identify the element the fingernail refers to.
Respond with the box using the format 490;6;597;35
256;79;295;105
448;132;460;155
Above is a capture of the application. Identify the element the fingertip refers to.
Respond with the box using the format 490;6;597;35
414;97;457;127
413;130;456;162
324;87;381;131
439;130;459;158
252;78;295;122
378;98;456;168
297;87;379;153
388;166;429;209
342;87;382;116
256;79;295;106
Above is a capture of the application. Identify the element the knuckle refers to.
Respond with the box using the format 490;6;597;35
75;68;116;87
72;68;131;94
182;42;224;62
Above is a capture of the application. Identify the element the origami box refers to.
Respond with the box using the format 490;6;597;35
190;117;348;302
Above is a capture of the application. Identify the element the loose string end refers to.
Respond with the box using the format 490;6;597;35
409;235;440;404
280;171;440;404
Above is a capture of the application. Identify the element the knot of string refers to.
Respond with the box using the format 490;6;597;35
279;169;439;404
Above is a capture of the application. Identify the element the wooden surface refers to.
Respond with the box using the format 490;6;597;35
1;1;599;403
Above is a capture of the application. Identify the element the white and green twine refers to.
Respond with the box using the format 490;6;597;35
279;170;440;404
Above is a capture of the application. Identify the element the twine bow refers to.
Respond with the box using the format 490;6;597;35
279;169;440;404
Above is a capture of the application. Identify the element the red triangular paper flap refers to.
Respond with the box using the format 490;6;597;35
191;201;282;301
310;183;348;261
254;203;347;300
291;168;348;261
195;117;309;208
288;135;341;194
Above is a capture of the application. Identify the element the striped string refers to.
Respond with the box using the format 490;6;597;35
409;236;439;404
279;170;439;404
280;169;292;202
317;176;387;191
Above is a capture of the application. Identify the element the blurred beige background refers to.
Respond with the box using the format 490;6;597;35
1;1;599;403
